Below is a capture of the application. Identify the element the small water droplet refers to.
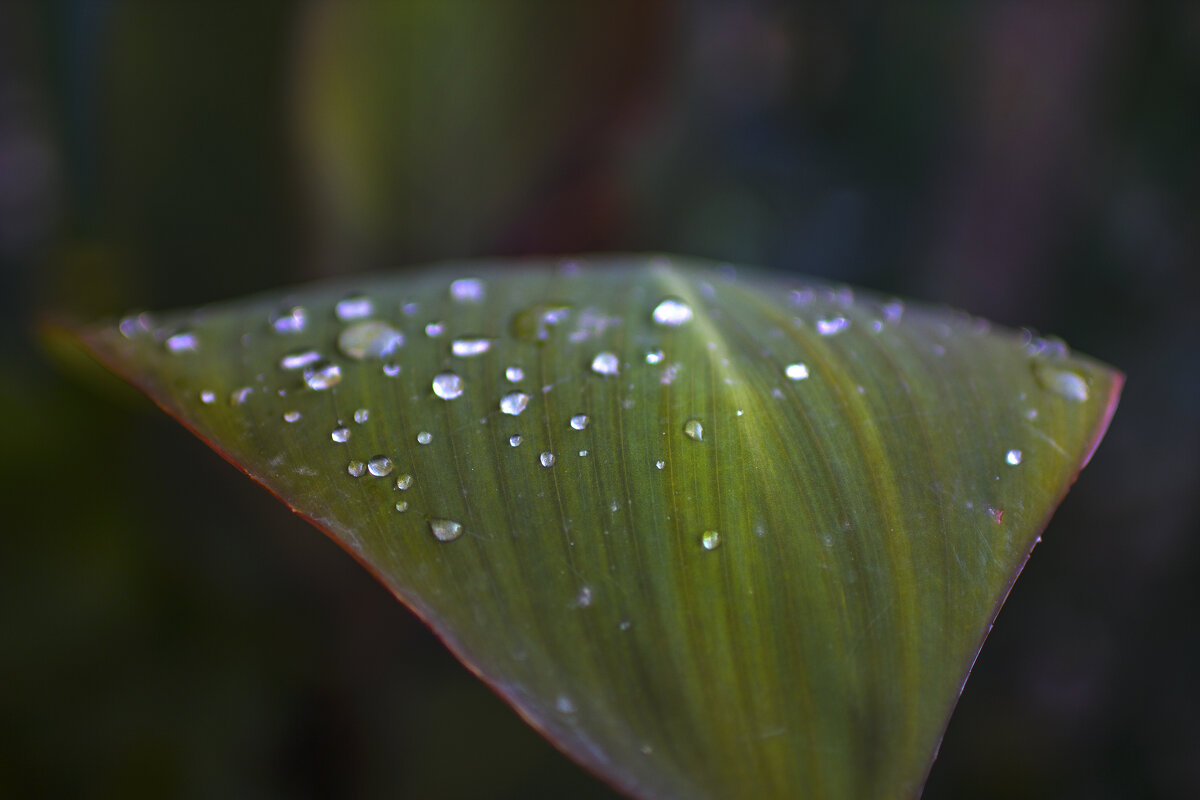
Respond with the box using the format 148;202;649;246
451;337;493;357
652;297;693;326
882;300;904;322
394;501;408;513
432;372;464;400
785;363;809;380
508;434;523;447
335;295;373;321
367;455;394;477
1006;449;1023;465
645;349;664;365
382;363;401;377
402;302;418;316
701;530;722;551
505;366;524;382
429;518;463;541
200;390;216;404
511;303;572;343
280;350;322;370
576;586;593;607
283;410;302;423
540;451;556;468
229;386;253;405
816;317;849;336
684;419;704;441
1032;362;1090;402
424;321;445;337
331;427;350;443
500;392;530;415
591;352;619;376
165;331;199;353
449;278;485;303
303;361;342;390
417;431;432;445
579;449;588;457
570;414;590;430
353;408;369;423
396;474;412;490
338;320;403;360
655;460;665;470
347;460;366;477
270;305;308;333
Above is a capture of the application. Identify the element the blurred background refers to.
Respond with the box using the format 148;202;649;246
1;1;1197;797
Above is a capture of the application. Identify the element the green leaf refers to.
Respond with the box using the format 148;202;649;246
78;256;1121;799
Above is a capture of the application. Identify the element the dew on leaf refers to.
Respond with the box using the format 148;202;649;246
200;390;216;404
449;278;485;303
270;305;308;334
785;363;810;380
417;431;432;445
816;317;849;336
395;501;408;513
347;460;366;477
509;434;523;447
655;460;665;470
540;451;556;468
1032;362;1090;402
684;419;704;441
652;297;693;327
334;295;372;321
701;530;722;551
338;320;403;360
570;414;590;431
165;331;199;353
591;352;620;376
283;410;301;423
303;362;342;390
281;350;322;370
451;338;493;357
230;387;253;405
511;303;573;343
432;372;464;400
382;363;401;377
396;474;412;490
505;366;524;382
331;427;350;443
429;518;463;542
367;455;394;477
576;586;593;608
500;392;530;416
354;408;369;423
645;349;664;365
425;321;445;338
1006;449;1023;466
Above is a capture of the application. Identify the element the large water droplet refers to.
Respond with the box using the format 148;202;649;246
1032;362;1090;402
451;337;493;357
816;317;849;336
417;431;432;445
338;320;403;360
281;350;322;370
396;474;413;490
331;427;350;443
785;363;809;380
335;295;372;321
684;419;704;441
505;366;524;382
449;278;485;303
701;530;722;551
347;461;366;477
165;331;199;353
270;305;308;334
367;455;394;477
570;414;590;431
539;451;556;468
432;372;464;400
303;362;342;390
500;392;530;415
1006;449;1023;466
591;352;619;376
652;297;693;326
429;518;463;542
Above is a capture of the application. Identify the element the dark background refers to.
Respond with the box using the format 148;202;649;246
2;1;1197;797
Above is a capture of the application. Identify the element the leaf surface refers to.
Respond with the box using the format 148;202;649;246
79;256;1121;799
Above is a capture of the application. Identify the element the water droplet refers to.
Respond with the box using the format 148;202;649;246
119;313;151;338
165;331;199;353
396;474;412;490
394;501;408;513
1032;363;1090;402
451;337;493;357
591;352;619;376
684;419;703;441
652;297;693;326
429;518;463;542
353;408;369;423
417;431;432;445
655;460;665;470
432;372;464;400
1006;449;1023;466
500;392;530;416
785;363;809;380
576;586;593;607
303;362;342;390
424;321;445;338
347;460;366;477
511;303;572;343
338;320;403;360
230;386;253;405
270;305;308;333
508;434;523;447
579;449;588;457
645;349;664;365
539;451;556;468
570;414;590;430
882;300;904;322
200;390;216;404
331;427;350;443
816;317;849;336
505;366;524;382
449;278;485;303
335;295;372;321
382;363;401;377
283;410;302;423
281;350;322;370
367;455;394;477
701;530;722;551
